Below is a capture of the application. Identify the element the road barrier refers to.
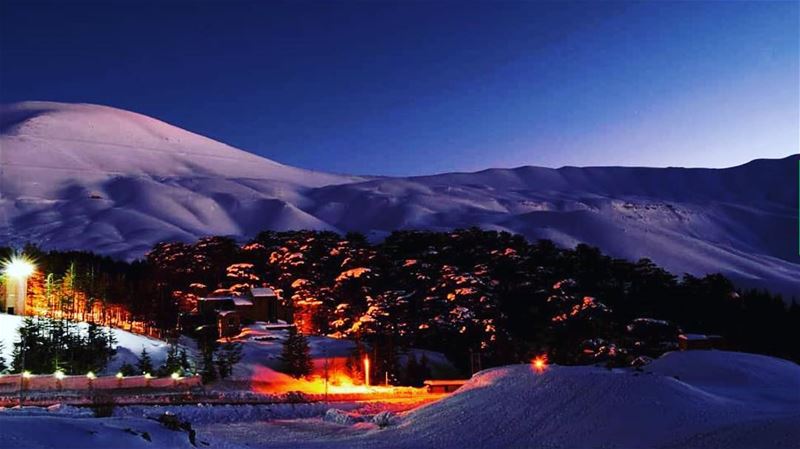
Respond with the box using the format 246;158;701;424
0;373;202;392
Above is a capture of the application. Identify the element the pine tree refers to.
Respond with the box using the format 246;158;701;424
136;348;154;375
158;344;183;376
119;362;137;376
179;348;192;373
198;346;217;383
280;327;313;379
215;340;243;379
0;341;7;373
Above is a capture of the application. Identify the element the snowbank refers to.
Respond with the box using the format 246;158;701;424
205;350;800;449
388;351;800;449
0;413;197;448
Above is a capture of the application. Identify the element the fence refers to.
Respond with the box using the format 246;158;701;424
0;373;202;392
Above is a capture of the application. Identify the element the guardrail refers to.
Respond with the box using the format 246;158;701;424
0;373;202;392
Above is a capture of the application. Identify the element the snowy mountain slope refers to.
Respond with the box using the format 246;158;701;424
0;102;356;255
308;157;800;295
1;101;797;296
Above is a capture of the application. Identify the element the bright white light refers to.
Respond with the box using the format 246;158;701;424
22;371;32;378
171;372;181;380
86;372;96;379
144;373;152;379
116;372;124;379
54;371;65;380
2;256;35;279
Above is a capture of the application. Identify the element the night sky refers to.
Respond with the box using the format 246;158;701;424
1;0;797;176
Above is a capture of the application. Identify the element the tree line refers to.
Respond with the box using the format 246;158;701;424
3;229;798;382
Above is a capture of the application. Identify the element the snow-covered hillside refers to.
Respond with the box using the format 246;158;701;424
1;101;797;295
0;313;171;375
383;352;800;449
119;351;800;449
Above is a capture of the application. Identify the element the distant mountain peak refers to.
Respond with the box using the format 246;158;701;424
1;101;796;297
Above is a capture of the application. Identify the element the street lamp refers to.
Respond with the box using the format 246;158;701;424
2;255;36;315
3;255;35;407
363;356;370;387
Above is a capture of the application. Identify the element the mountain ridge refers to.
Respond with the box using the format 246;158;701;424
1;101;797;297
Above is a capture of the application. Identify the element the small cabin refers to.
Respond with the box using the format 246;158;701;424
678;333;725;351
423;379;467;394
197;296;236;316
217;310;241;338
250;287;288;323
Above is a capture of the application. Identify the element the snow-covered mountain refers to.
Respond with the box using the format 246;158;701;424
1;101;797;296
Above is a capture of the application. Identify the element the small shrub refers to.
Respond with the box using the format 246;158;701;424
284;391;308;403
157;412;197;446
90;391;116;418
372;411;396;428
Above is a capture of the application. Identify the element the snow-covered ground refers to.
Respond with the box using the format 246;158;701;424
1;101;798;296
0;313;171;375
0;407;198;449
2;350;796;448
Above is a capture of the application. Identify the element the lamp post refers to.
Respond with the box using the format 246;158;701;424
3;256;36;406
363;356;370;387
3;256;35;315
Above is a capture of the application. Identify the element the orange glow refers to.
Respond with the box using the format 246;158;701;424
532;355;548;372
364;356;371;387
250;365;398;395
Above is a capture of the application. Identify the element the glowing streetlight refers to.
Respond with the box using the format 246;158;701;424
22;371;32;378
86;372;96;380
363;356;370;387
116;372;124;379
2;255;35;315
3;257;35;279
54;370;65;380
171;372;181;380
532;355;548;372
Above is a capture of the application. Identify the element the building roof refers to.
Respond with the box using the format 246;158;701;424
199;296;235;302
233;297;253;307
423;379;468;386
250;287;276;297
679;333;723;341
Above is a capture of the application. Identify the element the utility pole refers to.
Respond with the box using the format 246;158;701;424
18;331;26;407
323;349;329;403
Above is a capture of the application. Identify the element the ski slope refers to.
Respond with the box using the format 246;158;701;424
1;101;797;296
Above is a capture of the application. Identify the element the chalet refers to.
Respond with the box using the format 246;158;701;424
186;287;288;338
252;287;292;322
678;333;725;350
423;379;467;394
217;310;241;338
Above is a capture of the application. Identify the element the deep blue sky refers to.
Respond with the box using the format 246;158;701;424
1;1;797;176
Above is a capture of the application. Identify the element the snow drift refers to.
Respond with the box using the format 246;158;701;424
1;101;797;296
162;350;800;449
360;351;800;449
